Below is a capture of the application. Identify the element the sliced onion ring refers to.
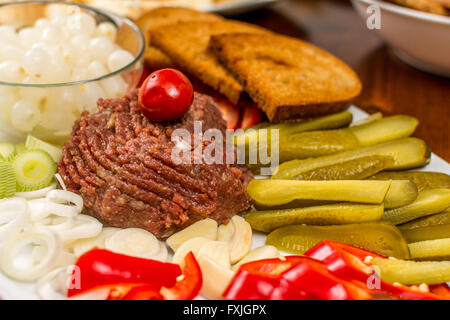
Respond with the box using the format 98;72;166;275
15;184;56;199
0;228;62;281
46;190;83;213
105;228;162;259
59;215;102;243
34;215;74;232
28;199;78;221
36;266;75;300
0;197;29;241
54;173;67;191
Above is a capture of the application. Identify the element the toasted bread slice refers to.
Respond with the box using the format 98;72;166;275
136;7;223;70
210;33;362;122
151;21;268;104
388;0;448;15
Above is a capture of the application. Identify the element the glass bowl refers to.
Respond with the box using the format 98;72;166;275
0;1;145;144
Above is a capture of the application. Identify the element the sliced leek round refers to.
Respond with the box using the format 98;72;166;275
13;150;56;192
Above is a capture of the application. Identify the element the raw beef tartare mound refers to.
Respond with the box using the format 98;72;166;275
58;90;253;238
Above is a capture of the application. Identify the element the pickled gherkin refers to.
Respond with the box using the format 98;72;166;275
245;203;384;233
285;155;395;181
409;238;450;261
369;171;450;191
401;224;450;243
265;223;410;259
399;210;450;230
370;258;450;285
382;188;450;225
247;179;417;209
272;138;430;180
234;111;353;147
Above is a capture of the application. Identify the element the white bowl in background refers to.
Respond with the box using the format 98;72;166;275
351;0;450;77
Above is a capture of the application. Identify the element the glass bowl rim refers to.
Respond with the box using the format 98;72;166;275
0;0;145;88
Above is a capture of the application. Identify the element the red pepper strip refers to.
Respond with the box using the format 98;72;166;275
224;257;314;300
160;252;202;300
281;257;372;300
67;249;181;298
305;241;441;300
430;284;450;300
122;285;164;300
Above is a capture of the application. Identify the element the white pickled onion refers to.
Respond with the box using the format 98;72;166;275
46;190;83;213
28;199;78;221
105;228;162;259
0;197;29;241
150;242;168;262
15;183;56;199
0;228;62;281
54;173;67;191
59;214;102;243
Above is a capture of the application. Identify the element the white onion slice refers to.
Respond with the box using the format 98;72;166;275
59;214;102;243
0;228;62;281
28;199;78;221
105;228;161;259
65;227;120;257
36;265;74;300
54;173;67;191
34;215;74;232
46;190;83;213
150;242;168;262
15;183;56;199
69;287;111;300
0;197;29;241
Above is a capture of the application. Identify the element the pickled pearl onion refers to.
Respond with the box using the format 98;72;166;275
0;197;29;242
0;228;62;281
15;183;56;199
58;215;102;243
46;190;83;213
27;199;78;221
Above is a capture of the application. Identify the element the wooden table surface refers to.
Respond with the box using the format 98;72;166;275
234;0;450;162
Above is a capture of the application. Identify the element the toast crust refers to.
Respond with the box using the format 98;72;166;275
136;7;222;71
210;33;362;121
151;21;268;104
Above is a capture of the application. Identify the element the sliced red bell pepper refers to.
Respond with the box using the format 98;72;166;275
122;285;164;300
239;101;263;130
67;249;181;298
281;257;372;300
430;284;450;300
305;241;441;300
160;252;202;300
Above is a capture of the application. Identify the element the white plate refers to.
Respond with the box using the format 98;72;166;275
0;105;449;300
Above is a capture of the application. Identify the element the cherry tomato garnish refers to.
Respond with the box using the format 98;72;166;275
138;68;194;122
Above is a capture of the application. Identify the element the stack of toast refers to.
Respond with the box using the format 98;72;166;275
136;7;362;122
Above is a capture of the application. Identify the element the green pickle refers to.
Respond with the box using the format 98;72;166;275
408;238;450;261
272;138;430;180
285;155;395;181
245;203;384;233
247;179;416;209
266;223;410;259
369;171;450;191
401;224;450;243
399;210;450;230
234;111;353;147
370;258;450;285
382;188;450;225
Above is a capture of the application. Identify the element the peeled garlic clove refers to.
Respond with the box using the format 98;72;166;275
171;237;212;267
217;222;234;243
232;245;281;271
197;241;230;269
166;218;218;252
198;256;235;300
229;216;252;264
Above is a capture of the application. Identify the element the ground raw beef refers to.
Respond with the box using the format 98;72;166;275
58;90;253;238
